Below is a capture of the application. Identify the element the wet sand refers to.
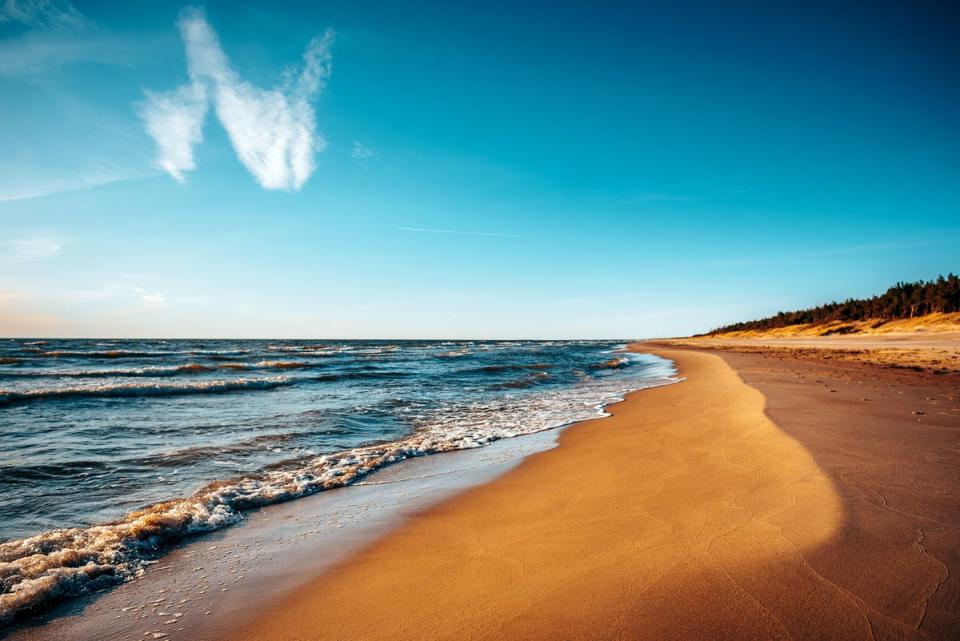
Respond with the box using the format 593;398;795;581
1;428;565;641
229;343;959;641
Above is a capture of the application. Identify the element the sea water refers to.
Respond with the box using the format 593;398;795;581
0;338;676;623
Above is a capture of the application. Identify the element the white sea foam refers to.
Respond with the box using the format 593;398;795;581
0;377;291;405
0;361;317;379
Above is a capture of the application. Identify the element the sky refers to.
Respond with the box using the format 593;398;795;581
1;0;958;339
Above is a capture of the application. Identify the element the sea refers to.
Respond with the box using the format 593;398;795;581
0;338;676;624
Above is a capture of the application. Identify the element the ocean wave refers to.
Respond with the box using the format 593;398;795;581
353;346;402;357
185;349;251;356
265;344;341;354
465;363;554;374
311;370;413;383
0;345;678;626
588;356;630;370
0;367;678;626
218;360;314;371
35;350;175;359
29;348;254;361
0;377;291;406
0;460;114;483
0;361;317;379
489;371;552;390
61;363;213;378
0;498;241;626
437;348;471;358
0;433;300;483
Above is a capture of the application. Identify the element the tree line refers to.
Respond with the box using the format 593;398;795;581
708;274;960;335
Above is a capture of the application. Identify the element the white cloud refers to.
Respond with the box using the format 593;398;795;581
139;82;208;182
63;282;171;312
351;141;375;160
0;0;86;29
132;286;166;306
141;7;334;190
2;236;62;261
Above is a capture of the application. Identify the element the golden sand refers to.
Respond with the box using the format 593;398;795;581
710;311;960;339
671;330;960;372
235;348;864;640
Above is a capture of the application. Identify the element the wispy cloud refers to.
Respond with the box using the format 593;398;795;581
0;0;86;29
0;31;134;77
64;281;173;314
0;2;162;201
721;238;957;265
793;239;952;259
140;83;208;182
141;7;335;190
0;1;155;79
621;192;690;203
0;165;152;202
132;286;166;306
629;237;957;268
351;141;376;160
1;236;62;261
398;227;522;238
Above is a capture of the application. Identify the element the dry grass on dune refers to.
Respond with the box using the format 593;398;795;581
709;312;960;339
669;313;960;373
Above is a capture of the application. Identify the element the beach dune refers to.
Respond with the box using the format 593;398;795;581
235;347;897;641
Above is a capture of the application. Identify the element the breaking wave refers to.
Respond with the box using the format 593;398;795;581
0;368;677;625
588;356;630;370
35;350;175;359
0;339;680;626
0;361;317;379
0;377;290;406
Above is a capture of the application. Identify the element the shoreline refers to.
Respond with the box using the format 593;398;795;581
224;344;845;640
2;425;573;641
228;342;959;641
7;340;959;640
1;352;677;641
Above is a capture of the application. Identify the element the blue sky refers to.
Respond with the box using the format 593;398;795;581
1;0;958;338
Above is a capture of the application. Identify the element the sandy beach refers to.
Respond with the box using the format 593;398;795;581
4;339;957;641
671;329;960;373
225;342;958;641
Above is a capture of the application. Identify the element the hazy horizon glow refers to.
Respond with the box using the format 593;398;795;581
2;1;958;339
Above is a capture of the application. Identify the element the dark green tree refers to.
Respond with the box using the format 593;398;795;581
707;274;960;334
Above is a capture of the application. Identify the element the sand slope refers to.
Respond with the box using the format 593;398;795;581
235;348;895;641
710;312;960;338
672;332;960;373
